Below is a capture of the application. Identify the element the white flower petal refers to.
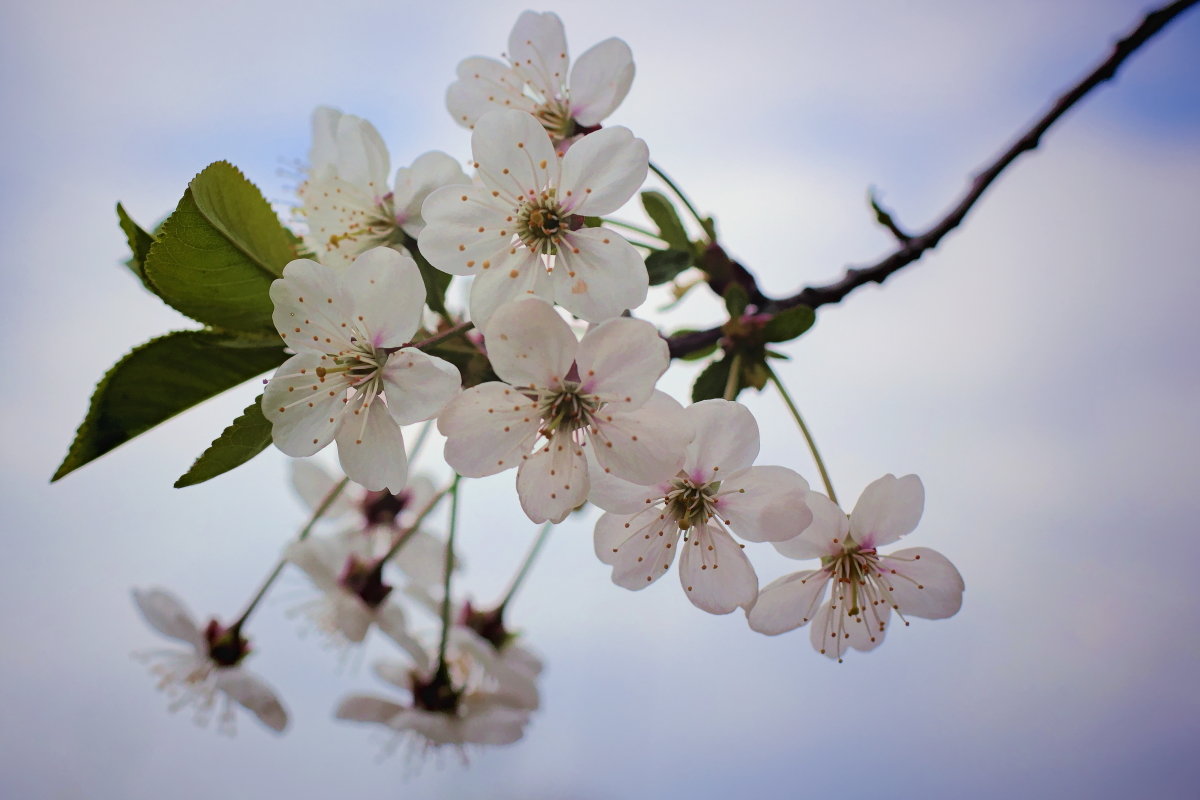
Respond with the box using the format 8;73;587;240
772;491;849;560
339;248;424;348
336;694;406;724
393;151;470;238
809;603;844;661
516;433;589;523
284;535;349;593
374;603;432;674
484;297;577;387
459;704;530;745
381;348;461;425
132;588;203;650
214;668;289;732
447;57;534;130
877;547;964;620
308;106;342;180
438;383;539;477
468;247;553;327
551;228;648;322
507;11;569;101
558;126;648;217
576;316;667;407
472;110;558;202
333;113;390;193
714;465;811;543
595;511;680;589
335;398;408;492
683;400;760;484
300;176;387;269
591;403;690;486
679;523;758;614
289;460;357;519
850;474;925;549
418;185;521;277
587;454;671;514
271;259;350;353
746;570;830;635
569;38;635;126
264;353;348;458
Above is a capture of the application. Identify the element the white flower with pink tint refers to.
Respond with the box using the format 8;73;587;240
437;297;689;523
447;10;635;140
132;588;288;734
746;475;965;662
301;106;469;267
263;248;461;492
592;400;813;615
419;109;649;325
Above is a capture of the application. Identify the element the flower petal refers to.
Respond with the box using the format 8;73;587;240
746;570;830;635
381;348;461;425
468;246;553;327
215;668;289;732
438;382;539;477
551;228;648;322
264;353;349;458
558;126;648;217
339;248;424;347
772;491;849;560
516;432;589;523
877;547;964;620
587;455;671;514
472;109;558;202
506;10;569;101
576;316;667;407
132;588;203;650
333;113;390;193
289;460;357;519
271;259;349;352
850;474;925;549
336;694;406;724
418;185;521;277
595;510;680;589
446;57;534;130
335;397;408;492
714;465;811;543
569;38;635;127
683;399;760;484
308;106;342;180
679;523;758;614
393;151;470;238
284;535;349;593
591;399;690;486
374;603;432;674
484;297;577;387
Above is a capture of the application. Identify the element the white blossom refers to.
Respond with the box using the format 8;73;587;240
301;106;469;267
419;109;649;325
437;297;689;523
447;10;635;140
593;400;813;615
746;475;965;661
263;248;461;492
132;588;288;734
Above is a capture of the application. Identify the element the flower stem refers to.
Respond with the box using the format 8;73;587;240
649;161;711;242
766;366;838;505
723;352;743;401
435;474;463;680
602;217;664;240
406;419;435;469
497;521;554;613
231;476;350;632
378;480;455;565
413;320;474;352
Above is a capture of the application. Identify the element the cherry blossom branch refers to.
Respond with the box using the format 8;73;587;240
497;521;554;613
412;320;475;352
767;367;838;505
435;474;463;680
666;0;1198;359
231;476;351;632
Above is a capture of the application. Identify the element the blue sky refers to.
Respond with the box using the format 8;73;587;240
2;1;1198;798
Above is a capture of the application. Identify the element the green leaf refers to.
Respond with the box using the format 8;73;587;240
581;216;604;228
116;203;156;287
645;249;692;285
723;283;749;319
53;330;286;482
669;330;718;361
175;396;274;487
692;356;732;402
408;240;453;320
762;305;816;343
640;190;691;252
144;161;297;332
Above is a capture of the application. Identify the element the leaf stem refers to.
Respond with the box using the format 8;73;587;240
497;521;554;613
649;161;711;242
435;474;463;679
766;367;838;505
723;352;743;401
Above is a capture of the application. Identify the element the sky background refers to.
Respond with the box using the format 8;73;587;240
2;0;1199;798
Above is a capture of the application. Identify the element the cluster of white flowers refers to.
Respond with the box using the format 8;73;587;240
132;8;964;753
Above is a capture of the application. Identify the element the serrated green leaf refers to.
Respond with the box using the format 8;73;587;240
53;330;286;482
144;161;297;332
692;356;732;402
645;249;692;285
116;203;156;288
723;283;749;319
670;330;718;361
640;190;691;251
762;305;815;343
175;396;273;487
407;240;453;320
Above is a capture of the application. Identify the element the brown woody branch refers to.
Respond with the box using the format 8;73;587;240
667;0;1198;359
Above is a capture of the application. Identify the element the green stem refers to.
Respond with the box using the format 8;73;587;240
649;161;711;241
602;217;664;240
231;476;351;631
435;474;463;679
767;367;838;505
497;521;554;612
723;352;743;401
406;419;435;469
378;480;454;565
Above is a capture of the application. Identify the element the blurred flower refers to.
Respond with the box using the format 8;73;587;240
447;10;635;140
438;297;689;523
593;399;813;614
420;109;649;325
132;588;287;734
746;476;965;662
301;106;469;267
264;248;461;492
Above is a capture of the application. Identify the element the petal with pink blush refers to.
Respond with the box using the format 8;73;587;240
484;297;577;388
569;38;635;127
558;126;648;217
551;228;648;322
340;248;425;347
575;316;667;406
438;383;539;477
595;511;681;589
850;473;925;548
380;348;460;426
679;523;758;615
515;433;589;523
471;110;558;202
715;465;811;543
746;570;830;635
877;547;964;620
773;491;849;560
682;400;760;484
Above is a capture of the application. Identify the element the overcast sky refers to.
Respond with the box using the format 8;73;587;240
2;1;1198;798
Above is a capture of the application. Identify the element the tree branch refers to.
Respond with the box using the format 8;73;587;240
667;0;1198;359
